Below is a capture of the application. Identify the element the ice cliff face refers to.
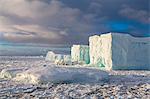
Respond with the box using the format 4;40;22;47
71;45;90;64
89;33;150;70
111;33;150;70
89;34;112;70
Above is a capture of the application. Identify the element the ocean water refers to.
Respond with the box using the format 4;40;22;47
0;43;71;56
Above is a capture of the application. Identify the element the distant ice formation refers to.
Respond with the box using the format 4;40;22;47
45;51;72;65
89;33;150;70
45;51;56;62
45;32;150;70
63;55;72;65
71;45;90;64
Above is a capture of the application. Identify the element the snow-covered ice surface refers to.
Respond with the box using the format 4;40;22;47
13;66;108;84
0;56;150;98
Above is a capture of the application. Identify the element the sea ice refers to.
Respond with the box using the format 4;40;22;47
13;66;108;84
0;68;26;79
0;56;150;98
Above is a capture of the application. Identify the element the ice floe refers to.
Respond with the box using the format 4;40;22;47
13;66;108;84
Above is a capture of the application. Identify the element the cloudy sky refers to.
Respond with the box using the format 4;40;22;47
0;0;149;44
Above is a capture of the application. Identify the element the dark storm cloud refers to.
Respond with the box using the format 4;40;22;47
119;5;149;24
0;0;149;44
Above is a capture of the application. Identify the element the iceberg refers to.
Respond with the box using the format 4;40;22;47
46;51;72;65
63;55;72;65
55;54;63;61
89;32;150;70
45;51;56;62
54;54;64;65
71;45;90;64
13;66;108;84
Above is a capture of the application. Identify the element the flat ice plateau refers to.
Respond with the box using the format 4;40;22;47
0;56;149;98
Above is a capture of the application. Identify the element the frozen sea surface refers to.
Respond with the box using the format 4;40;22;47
0;43;71;56
0;56;149;98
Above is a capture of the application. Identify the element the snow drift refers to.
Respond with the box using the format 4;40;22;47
13;66;108;84
89;33;150;70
